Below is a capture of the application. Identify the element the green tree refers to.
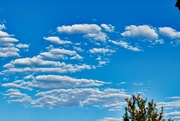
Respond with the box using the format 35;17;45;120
123;94;174;121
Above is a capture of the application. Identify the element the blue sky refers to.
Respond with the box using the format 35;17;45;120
0;0;180;121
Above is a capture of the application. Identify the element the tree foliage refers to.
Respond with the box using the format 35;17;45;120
123;94;174;121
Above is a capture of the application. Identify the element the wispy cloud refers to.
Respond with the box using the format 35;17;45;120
109;40;141;51
89;48;115;55
132;83;143;86
44;36;72;44
165;111;180;120
97;117;122;121
158;100;180;110
15;43;29;49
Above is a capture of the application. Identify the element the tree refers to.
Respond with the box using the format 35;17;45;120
176;0;180;10
123;94;174;121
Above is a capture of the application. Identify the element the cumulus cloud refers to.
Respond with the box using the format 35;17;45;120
0;47;19;57
2;75;108;90
109;40;141;51
3;23;179;113
2;80;32;90
3;56;63;68
2;66;91;74
0;31;9;37
0;37;18;43
3;89;32;103
0;24;28;58
33;75;107;88
3;58;91;74
31;88;129;109
57;24;107;42
43;36;72;44
159;27;180;39
2;46;92;74
121;25;158;39
57;24;101;34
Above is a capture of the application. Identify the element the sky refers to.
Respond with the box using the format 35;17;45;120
0;0;180;121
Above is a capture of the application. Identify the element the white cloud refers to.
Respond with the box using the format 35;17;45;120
165;111;180;120
0;37;18;43
24;75;34;80
15;43;29;48
132;83;143;86
73;46;84;52
39;48;78;60
89;48;115;54
3;62;92;74
101;24;115;32
39;52;67;60
32;88;98;107
84;88;128;107
32;88;129;109
32;75;107;89
84;32;107;41
159;27;180;39
39;48;84;60
2;52;88;73
121;25;158;39
0;24;6;30
154;39;164;44
57;24;107;42
0;23;28;58
2;62;92;74
2;75;107;90
43;36;72;44
119;82;126;85
3;56;63;68
70;54;83;60
166;96;180;99
0;46;19;57
109;40;141;51
98;61;109;66
0;31;9;37
2;80;32;90
57;24;101;34
97;117;122;121
158;100;180;109
3;89;32;103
